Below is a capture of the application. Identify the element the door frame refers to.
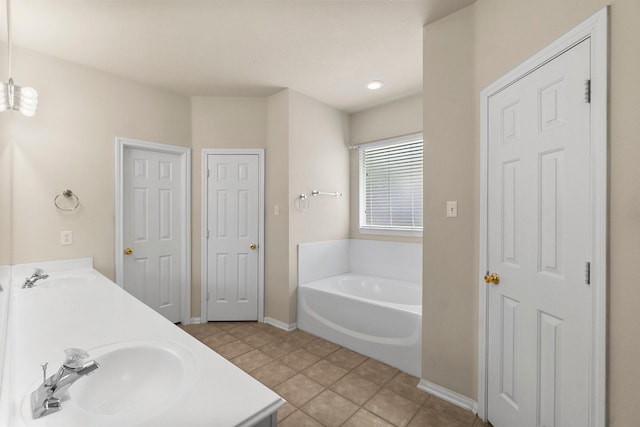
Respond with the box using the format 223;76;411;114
201;149;265;323
114;137;192;325
477;8;607;426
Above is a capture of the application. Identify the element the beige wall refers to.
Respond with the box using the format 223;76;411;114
422;5;476;397
7;47;191;278
190;96;268;317
423;1;640;425
288;90;350;320
264;90;291;324
348;93;423;243
349;93;423;146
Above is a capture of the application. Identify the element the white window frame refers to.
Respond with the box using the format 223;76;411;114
358;132;424;237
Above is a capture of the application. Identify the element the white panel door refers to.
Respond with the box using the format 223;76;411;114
487;40;592;427
206;154;260;321
123;147;182;322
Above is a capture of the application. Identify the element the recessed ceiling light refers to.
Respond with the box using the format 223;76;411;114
367;80;384;90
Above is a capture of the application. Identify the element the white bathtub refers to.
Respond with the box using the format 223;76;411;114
297;273;421;377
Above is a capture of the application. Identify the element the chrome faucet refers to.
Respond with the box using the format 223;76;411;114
31;348;100;419
22;268;49;288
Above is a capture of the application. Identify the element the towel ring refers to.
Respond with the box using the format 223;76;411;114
54;189;80;211
296;193;310;212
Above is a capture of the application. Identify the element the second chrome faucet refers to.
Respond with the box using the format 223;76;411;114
22;268;49;288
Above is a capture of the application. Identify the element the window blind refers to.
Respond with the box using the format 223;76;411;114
359;138;423;231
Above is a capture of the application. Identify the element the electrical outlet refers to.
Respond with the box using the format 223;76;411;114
61;231;73;246
446;201;458;218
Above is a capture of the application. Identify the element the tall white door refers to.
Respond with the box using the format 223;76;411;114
123;147;183;322
206;154;260;321
487;40;592;426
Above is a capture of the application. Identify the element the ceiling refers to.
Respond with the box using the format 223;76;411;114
3;0;474;113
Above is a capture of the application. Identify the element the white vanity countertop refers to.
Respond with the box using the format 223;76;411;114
0;258;284;427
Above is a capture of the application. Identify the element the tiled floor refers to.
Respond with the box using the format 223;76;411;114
179;321;490;427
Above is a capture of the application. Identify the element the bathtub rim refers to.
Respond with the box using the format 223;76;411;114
298;272;422;316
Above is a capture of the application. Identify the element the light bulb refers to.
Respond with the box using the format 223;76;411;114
367;80;384;90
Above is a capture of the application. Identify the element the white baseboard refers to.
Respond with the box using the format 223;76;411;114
187;316;298;331
417;379;478;414
264;317;297;331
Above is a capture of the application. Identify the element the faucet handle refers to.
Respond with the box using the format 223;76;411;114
63;348;89;369
41;362;49;385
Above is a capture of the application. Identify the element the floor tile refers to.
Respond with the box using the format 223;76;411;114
407;407;470;427
177;322;220;339
325;348;367;370
353;358;399;386
281;329;317;347
252;360;296;388
279;348;320;371
277;402;297;421
215;339;254;359
260;340;298;359
304;337;341;357
303;359;348;387
365;388;420;427
342;408;395;427
201;331;237;349
302;389;359;426
231;349;273;373
330;373;380;405
243;331;280;348
421;396;478;425
278;410;323;427
274;374;324;407
181;323;480;427
213;321;246;330
384;372;430;405
228;323;259;338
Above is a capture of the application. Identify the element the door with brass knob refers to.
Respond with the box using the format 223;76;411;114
206;152;262;321
484;40;595;427
120;143;188;325
484;272;500;285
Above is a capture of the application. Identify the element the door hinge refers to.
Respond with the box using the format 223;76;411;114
585;262;591;285
206;230;210;239
207;291;210;301
207;169;210;178
584;79;591;103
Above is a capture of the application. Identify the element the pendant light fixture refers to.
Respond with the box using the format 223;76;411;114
0;0;38;117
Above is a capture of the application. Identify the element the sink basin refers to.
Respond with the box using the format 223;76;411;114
70;342;194;415
22;341;197;426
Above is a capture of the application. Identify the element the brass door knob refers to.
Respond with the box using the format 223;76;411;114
124;248;133;255
249;243;257;250
484;272;500;285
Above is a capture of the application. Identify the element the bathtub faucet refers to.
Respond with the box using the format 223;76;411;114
22;268;49;288
31;348;100;419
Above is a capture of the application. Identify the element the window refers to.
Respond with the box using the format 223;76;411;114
359;133;423;235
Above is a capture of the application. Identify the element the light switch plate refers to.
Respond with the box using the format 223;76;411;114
446;201;458;218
